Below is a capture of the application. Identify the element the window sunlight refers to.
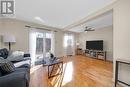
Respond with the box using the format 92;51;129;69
62;62;73;86
64;34;74;47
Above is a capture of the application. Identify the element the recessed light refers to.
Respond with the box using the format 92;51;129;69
34;16;45;23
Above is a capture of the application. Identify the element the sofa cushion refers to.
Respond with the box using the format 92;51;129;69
15;68;30;82
18;64;30;69
0;48;8;59
0;69;2;76
14;60;31;68
0;67;30;87
0;58;15;74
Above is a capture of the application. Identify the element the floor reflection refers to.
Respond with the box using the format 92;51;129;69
49;61;73;87
62;61;73;86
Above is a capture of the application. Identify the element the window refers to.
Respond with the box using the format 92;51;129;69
64;33;75;55
64;34;74;47
36;33;44;54
35;32;52;57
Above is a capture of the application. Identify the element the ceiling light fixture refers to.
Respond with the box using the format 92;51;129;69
34;16;45;23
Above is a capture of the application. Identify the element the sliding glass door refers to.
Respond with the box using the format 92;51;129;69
35;32;52;59
29;29;53;65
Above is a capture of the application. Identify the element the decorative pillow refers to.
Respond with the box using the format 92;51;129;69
7;51;24;62
0;48;9;59
0;57;15;74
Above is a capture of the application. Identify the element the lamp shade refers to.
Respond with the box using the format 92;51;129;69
76;42;80;46
3;35;16;43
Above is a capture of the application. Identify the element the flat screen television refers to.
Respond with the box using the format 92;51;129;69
86;40;103;50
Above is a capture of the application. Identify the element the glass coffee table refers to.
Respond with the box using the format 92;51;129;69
43;58;63;78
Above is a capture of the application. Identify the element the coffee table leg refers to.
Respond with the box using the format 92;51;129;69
48;65;54;78
61;62;63;74
48;65;49;78
48;61;63;78
50;65;55;78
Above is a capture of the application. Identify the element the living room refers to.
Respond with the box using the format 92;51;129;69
0;0;130;87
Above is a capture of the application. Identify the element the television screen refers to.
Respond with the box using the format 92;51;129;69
86;40;103;50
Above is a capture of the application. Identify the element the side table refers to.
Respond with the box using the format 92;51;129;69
115;59;130;87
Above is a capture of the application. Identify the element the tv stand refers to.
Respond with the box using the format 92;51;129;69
85;49;106;61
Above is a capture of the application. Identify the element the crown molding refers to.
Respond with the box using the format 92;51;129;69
63;0;118;30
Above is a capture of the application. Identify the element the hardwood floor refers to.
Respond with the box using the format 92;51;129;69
30;55;122;87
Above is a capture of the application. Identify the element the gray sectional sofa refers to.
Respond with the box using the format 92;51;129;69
0;48;31;87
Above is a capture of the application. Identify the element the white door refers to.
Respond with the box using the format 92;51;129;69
29;29;54;65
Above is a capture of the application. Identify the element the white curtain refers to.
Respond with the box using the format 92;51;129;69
29;29;37;65
51;31;55;55
63;33;75;56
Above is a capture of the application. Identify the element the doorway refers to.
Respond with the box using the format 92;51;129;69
29;29;54;65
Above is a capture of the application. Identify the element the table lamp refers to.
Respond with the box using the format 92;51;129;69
76;42;80;48
3;35;16;50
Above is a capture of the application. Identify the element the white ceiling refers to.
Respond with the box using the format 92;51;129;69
69;12;113;32
14;0;115;29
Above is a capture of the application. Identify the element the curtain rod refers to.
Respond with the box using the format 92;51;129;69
25;25;57;32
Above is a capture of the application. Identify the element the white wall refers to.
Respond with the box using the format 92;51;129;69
113;0;130;84
78;26;113;61
0;19;77;57
54;30;64;57
0;19;63;56
0;19;30;53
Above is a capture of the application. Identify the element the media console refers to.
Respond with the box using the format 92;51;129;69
85;49;106;61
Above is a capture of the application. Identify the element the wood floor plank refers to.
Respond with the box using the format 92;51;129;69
30;55;122;87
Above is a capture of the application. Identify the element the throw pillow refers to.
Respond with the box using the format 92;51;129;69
7;51;24;62
0;57;15;74
0;57;5;64
0;48;9;59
